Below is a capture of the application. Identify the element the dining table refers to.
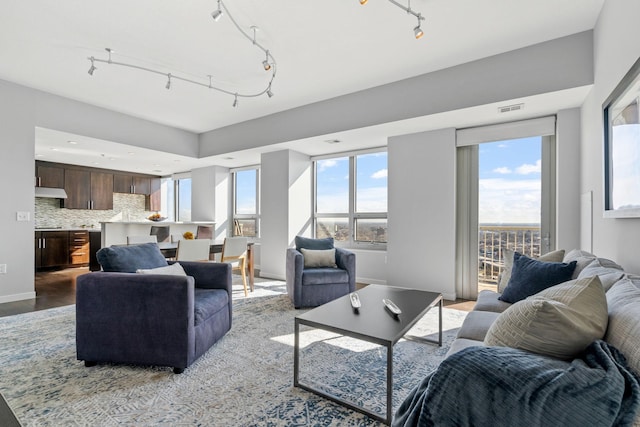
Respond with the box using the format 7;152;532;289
157;241;255;288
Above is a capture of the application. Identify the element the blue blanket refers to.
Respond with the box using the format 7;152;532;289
393;341;640;427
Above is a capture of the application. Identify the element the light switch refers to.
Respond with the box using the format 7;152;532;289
17;211;30;221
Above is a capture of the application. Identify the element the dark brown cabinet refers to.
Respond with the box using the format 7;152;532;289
114;174;150;195
35;231;69;269
35;163;65;188
146;177;161;211
63;169;114;210
69;230;90;265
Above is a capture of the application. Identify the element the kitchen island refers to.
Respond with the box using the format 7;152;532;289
100;221;215;247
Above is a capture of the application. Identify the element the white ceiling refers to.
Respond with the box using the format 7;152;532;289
2;0;604;174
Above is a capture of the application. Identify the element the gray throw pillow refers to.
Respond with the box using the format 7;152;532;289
96;242;168;273
301;248;337;268
605;278;640;375
295;236;334;251
486;276;608;360
137;262;187;276
499;252;576;303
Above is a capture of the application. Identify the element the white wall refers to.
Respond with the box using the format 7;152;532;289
387;128;457;300
556;108;582;250
199;31;593;156
260;150;311;280
0;81;37;303
580;0;640;272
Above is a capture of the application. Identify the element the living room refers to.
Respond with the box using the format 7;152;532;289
1;0;640;425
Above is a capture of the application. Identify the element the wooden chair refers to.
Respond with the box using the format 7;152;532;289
196;225;214;240
218;237;251;296
150;225;170;243
127;235;158;245
176;239;211;262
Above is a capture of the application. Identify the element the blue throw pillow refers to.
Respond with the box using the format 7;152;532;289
499;252;577;304
96;243;168;273
295;236;334;251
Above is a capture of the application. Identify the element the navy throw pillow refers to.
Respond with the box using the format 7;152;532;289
295;236;334;251
499;252;577;304
96;242;168;273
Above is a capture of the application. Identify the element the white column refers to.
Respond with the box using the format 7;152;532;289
387;128;457;300
260;150;311;280
556;108;581;251
191;165;229;239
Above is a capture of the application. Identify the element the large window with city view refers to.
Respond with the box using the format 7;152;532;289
175;177;192;222
231;167;259;237
478;137;542;288
314;150;387;246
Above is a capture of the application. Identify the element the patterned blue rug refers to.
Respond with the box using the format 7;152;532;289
0;281;467;426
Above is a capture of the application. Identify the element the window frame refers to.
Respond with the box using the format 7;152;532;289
230;165;260;238
313;147;387;249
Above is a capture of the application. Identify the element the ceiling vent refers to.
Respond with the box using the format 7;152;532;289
498;103;524;114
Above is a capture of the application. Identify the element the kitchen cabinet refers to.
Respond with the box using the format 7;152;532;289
35;231;69;269
146;177;161;211
69;230;90;266
114;174;150;195
35;163;64;188
63;169;114;210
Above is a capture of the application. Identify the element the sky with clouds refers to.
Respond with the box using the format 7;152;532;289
479;136;541;224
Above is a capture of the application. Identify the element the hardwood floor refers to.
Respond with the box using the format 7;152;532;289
0;268;476;318
0;267;86;318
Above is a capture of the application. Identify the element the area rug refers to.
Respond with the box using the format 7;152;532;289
0;280;467;426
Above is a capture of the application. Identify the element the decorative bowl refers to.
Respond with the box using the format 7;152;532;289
148;216;167;222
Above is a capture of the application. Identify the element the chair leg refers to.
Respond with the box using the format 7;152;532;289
173;367;185;374
240;265;248;297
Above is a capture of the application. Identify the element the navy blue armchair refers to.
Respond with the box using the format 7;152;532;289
76;261;232;374
286;237;356;308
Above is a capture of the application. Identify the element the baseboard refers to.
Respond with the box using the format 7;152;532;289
357;277;387;286
259;271;286;281
0;292;36;304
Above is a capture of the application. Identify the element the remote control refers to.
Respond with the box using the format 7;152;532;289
383;298;402;315
350;292;361;309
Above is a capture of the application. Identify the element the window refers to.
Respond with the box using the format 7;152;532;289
175;177;192;222
231;167;260;237
314;149;387;246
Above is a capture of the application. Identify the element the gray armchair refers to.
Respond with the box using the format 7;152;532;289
286;236;356;308
76;243;232;374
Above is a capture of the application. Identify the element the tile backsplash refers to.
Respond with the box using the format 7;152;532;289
35;193;158;229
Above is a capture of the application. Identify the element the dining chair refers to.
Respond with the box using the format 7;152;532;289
150;225;170;243
127;235;158;245
218;237;250;296
176;239;211;262
196;225;214;240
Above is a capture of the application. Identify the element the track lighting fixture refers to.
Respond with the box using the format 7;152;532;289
87;58;96;75
211;0;223;21
361;0;426;39
86;1;276;106
262;51;271;71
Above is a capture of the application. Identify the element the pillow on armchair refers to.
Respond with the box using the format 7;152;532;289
300;248;337;268
96;242;168;273
295;236;334;251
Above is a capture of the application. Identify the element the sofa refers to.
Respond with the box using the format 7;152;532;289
76;243;232;374
394;248;640;426
286;236;356;308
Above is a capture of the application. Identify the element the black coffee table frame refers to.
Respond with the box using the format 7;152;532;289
293;285;443;425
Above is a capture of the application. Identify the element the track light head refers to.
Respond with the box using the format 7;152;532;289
211;0;223;21
414;25;424;39
232;94;238;107
267;87;274;98
88;58;96;75
262;59;271;71
360;0;368;4
166;74;171;90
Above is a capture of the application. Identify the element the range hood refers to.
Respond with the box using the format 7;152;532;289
35;187;68;199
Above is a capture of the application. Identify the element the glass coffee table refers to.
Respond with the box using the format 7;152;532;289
293;284;443;425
